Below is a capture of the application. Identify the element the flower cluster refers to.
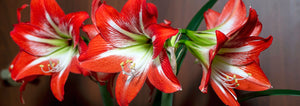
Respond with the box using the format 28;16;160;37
9;0;272;106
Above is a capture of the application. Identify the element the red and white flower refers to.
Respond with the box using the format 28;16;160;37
184;0;273;105
10;0;89;101
79;0;181;105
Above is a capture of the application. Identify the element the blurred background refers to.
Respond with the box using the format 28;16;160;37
1;0;300;105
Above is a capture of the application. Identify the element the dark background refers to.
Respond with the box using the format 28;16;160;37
1;0;300;105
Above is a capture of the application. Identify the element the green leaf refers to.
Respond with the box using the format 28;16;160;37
238;89;300;103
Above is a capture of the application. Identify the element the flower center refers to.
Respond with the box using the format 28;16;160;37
120;60;137;76
39;59;61;73
216;71;252;89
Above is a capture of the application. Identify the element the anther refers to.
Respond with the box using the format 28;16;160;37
226;75;230;79
120;62;124;66
126;60;133;63
39;65;44;68
130;63;136;69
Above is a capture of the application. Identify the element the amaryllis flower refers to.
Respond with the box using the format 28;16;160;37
79;0;181;105
9;0;89;101
184;0;249;93
184;0;273;105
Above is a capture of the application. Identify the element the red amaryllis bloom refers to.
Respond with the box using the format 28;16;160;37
184;0;249;93
79;0;181;105
209;9;273;106
185;0;273;105
9;0;89;101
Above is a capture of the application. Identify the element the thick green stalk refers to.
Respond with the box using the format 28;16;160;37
99;83;114;106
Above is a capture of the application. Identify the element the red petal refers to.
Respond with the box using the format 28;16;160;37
199;31;228;93
115;70;148;106
79;35;130;73
235;62;272;91
59;11;89;47
69;56;90;76
30;0;64;27
218;36;273;65
147;50;181;93
79;35;113;60
250;21;262;37
9;51;51;81
121;0;158;30
204;9;220;29
17;4;29;23
82;25;99;39
91;0;102;25
145;24;178;58
211;81;240;106
212;59;271;91
228;8;258;39
95;4;140;48
50;68;70;101
215;0;247;34
78;37;88;55
10;23;64;56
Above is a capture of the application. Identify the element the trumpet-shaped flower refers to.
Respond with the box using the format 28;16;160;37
79;0;181;105
184;0;273;105
9;0;89;101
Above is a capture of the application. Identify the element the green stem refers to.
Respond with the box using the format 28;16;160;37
98;83;114;106
161;93;174;106
238;89;300;103
153;90;162;106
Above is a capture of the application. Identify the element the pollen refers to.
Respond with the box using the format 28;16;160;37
120;62;124;66
126;60;133;63
39;65;44;68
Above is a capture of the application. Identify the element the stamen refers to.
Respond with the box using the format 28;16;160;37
120;60;137;76
39;59;60;73
221;73;252;89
